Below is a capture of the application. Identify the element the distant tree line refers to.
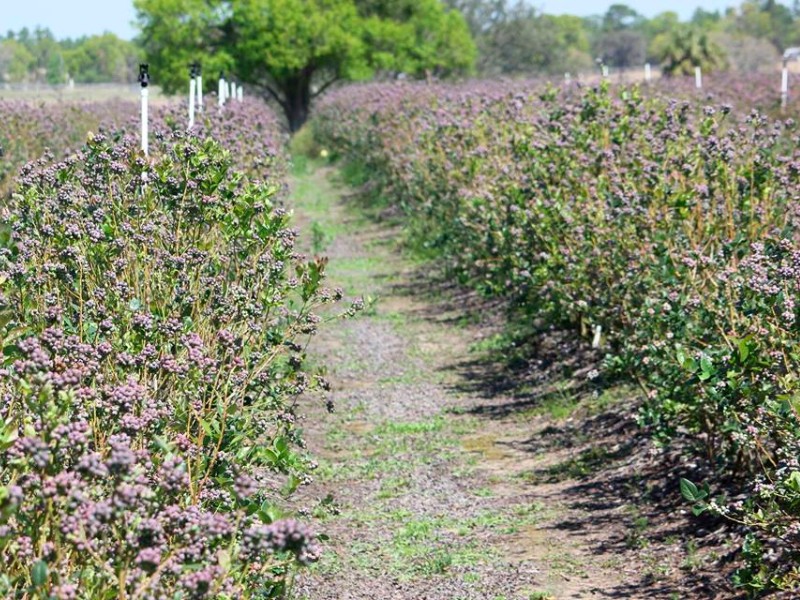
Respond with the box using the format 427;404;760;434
0;28;139;84
447;0;800;77
5;1;800;125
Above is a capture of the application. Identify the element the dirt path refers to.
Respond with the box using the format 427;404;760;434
287;165;730;600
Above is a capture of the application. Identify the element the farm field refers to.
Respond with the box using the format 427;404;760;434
285;163;731;599
307;76;800;597
4;71;800;599
0;97;342;597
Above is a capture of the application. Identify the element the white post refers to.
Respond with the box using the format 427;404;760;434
237;85;243;102
602;65;609;78
189;76;196;129
141;87;149;156
782;62;789;109
695;66;702;89
218;77;226;106
197;75;203;112
564;72;571;83
645;62;651;83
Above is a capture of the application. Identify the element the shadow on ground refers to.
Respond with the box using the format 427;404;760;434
385;262;746;599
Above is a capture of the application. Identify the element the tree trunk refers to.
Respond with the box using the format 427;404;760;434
282;72;312;133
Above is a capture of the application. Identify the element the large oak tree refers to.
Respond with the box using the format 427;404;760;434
134;0;475;131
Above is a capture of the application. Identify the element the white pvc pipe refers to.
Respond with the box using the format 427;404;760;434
237;85;243;102
602;65;609;78
196;75;203;112
141;87;149;156
645;63;651;83
695;66;702;89
219;77;226;106
189;77;196;128
782;66;790;109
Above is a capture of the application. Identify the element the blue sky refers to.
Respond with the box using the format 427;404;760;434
5;0;741;41
541;1;738;19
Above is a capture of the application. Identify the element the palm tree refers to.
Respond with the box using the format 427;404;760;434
660;25;727;77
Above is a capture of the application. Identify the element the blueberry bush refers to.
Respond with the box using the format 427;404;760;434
312;77;800;594
0;100;354;597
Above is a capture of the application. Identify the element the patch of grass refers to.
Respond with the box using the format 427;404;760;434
510;382;638;424
290;154;310;175
377;309;414;330
462;434;506;460
546;549;588;577
521;384;580;420
469;332;514;354
523;445;617;483
624;514;650;549
289;124;324;160
317;411;465;484
374;417;445;436
338;160;374;189
583;384;638;416
310;221;333;254
311;493;340;520
314;479;550;583
326;255;393;293
377;476;412;499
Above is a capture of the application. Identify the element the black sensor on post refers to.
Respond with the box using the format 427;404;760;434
138;64;150;88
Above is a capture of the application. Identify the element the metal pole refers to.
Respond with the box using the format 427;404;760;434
138;64;150;156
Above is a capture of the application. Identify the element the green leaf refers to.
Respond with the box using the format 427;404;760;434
676;346;686;367
699;355;713;380
680;478;699;502
31;560;48;587
2;344;22;359
199;419;213;437
785;471;800;493
737;338;750;362
274;436;289;455
282;474;300;496
262;448;279;465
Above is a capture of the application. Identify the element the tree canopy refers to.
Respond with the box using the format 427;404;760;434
0;28;138;84
134;0;475;131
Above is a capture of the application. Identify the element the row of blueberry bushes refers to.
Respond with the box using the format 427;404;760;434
312;78;800;594
0;99;350;597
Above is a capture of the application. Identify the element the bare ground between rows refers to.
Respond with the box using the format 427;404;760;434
286;165;743;600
